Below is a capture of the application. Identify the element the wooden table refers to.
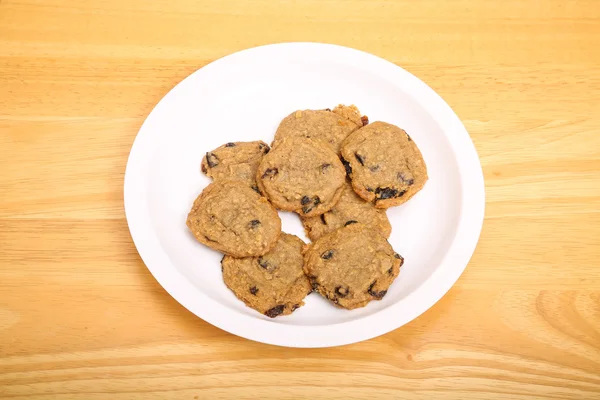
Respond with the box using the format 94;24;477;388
1;1;599;398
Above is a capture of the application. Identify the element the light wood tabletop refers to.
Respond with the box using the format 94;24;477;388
1;1;600;399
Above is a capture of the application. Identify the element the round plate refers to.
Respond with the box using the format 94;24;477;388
124;43;485;348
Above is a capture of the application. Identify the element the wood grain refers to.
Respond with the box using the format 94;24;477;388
1;0;600;398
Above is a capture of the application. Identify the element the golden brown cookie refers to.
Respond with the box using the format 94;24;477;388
272;105;365;153
186;181;281;257
221;233;312;318
340;121;428;208
301;181;391;241
332;104;368;127
256;137;346;217
201;141;270;191
303;223;403;310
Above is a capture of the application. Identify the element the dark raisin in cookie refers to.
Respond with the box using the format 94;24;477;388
256;137;345;217
201;141;270;190
303;223;402;310
272;105;365;153
221;233;311;318
301;181;391;241
186;180;281;257
340;121;428;208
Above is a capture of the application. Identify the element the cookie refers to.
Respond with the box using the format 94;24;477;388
303;223;403;310
272;105;366;153
332;104;368;127
201;141;270;191
340;121;428;208
186;180;281;257
301;181;392;241
221;233;312;318
256;137;346;217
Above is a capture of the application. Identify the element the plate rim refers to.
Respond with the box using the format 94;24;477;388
124;42;485;348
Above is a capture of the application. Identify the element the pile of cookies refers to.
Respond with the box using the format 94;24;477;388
187;105;428;318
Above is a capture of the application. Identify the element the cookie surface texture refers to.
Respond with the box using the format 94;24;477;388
301;181;392;241
256;137;346;217
186;180;281;257
201;141;270;190
222;233;312;318
272;106;362;153
340;121;428;208
303;223;403;310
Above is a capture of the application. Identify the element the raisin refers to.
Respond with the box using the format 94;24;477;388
251;185;261;194
366;187;374;192
368;281;387;299
250;286;259;295
225;142;236;147
320;214;327;225
344;220;358;226
205;152;219;168
375;187;405;200
302;205;313;214
335;286;349;297
321;250;334;260
258;257;270;269
262;168;278;179
265;305;285;318
354;152;365;166
341;157;352;176
398;172;414;185
387;267;394;275
259;143;270;153
325;108;331;111
361;115;369;126
375;187;397;199
249;219;261;228
301;196;321;214
394;253;405;267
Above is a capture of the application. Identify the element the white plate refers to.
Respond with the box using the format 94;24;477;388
124;43;485;348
